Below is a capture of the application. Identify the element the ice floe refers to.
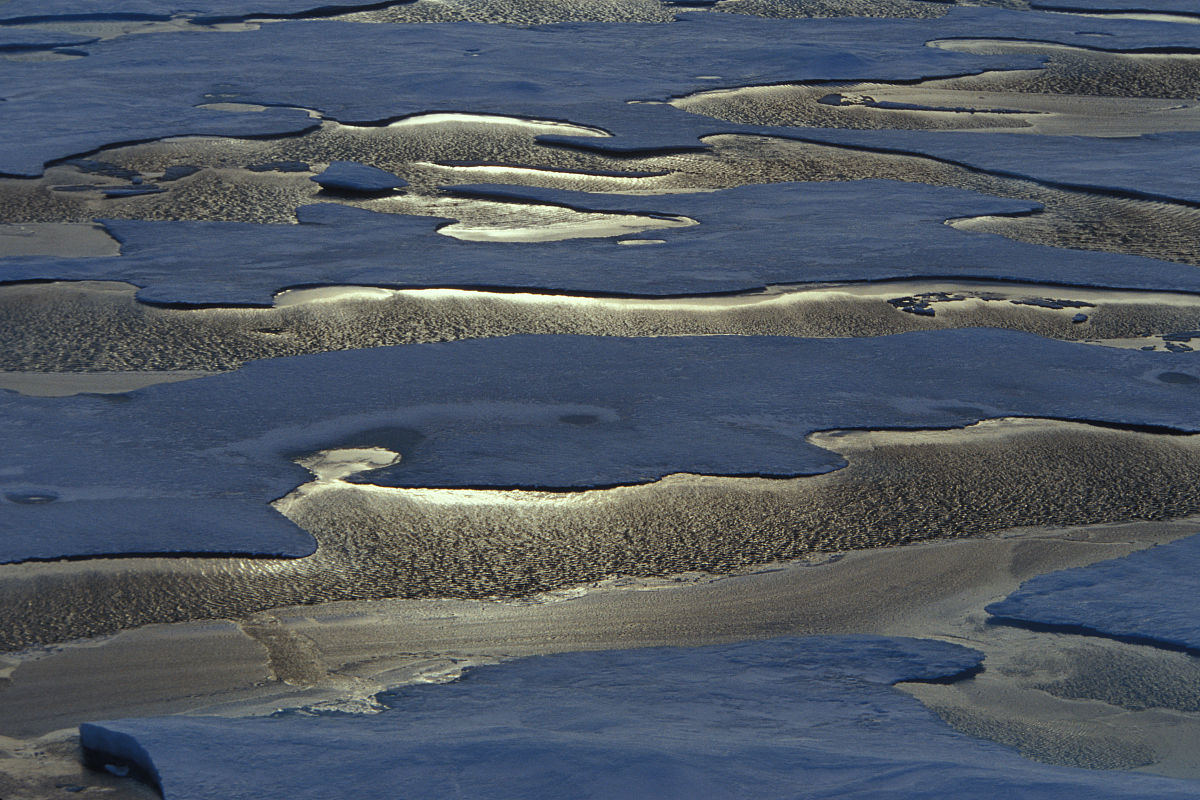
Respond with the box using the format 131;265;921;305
78;635;1200;799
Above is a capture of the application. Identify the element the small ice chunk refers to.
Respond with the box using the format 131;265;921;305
312;161;408;193
161;166;200;181
102;185;165;198
5;491;57;504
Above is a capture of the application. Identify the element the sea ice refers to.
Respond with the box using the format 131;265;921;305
2;9;1195;175
5;182;1198;305
78;635;1200;799
310;161;408;193
988;532;1200;653
2;331;1198;563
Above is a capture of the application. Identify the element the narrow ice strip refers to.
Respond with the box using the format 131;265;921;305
674;74;1200;136
4;278;1198;392
369;113;610;137
0;223;119;258
928;38;1200;55
1061;13;1200;24
437;212;695;242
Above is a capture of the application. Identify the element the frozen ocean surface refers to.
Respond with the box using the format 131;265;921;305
988;532;1200;653
2;2;1200;796
3;9;1198;175
0;0;427;21
6;182;1199;304
78;635;1200;799
2;331;1198;562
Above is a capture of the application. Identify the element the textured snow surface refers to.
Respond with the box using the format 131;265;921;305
2;331;1198;563
78;635;1200;799
2;9;1198;176
6;183;1198;305
988;531;1200;652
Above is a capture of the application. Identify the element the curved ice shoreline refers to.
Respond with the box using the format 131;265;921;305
77;635;1200;799
989;532;1200;654
5;416;1200;651
3;330;1200;564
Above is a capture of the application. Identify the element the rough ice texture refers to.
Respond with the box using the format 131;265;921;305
987;532;1200;653
77;635;1200;799
2;331;1198;563
310;161;408;192
6;183;1198;305
1;9;1197;176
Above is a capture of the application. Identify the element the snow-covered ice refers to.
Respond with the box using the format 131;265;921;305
2;331;1198;562
78;635;1200;799
988;532;1200;653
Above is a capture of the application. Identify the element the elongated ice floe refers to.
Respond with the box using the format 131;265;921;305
3;278;1199;389
2;329;1199;569
76;635;1200;799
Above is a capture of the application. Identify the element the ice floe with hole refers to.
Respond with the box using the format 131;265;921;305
3;8;1197;176
2;330;1199;563
987;531;1200;653
6;182;1200;305
77;634;1200;799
